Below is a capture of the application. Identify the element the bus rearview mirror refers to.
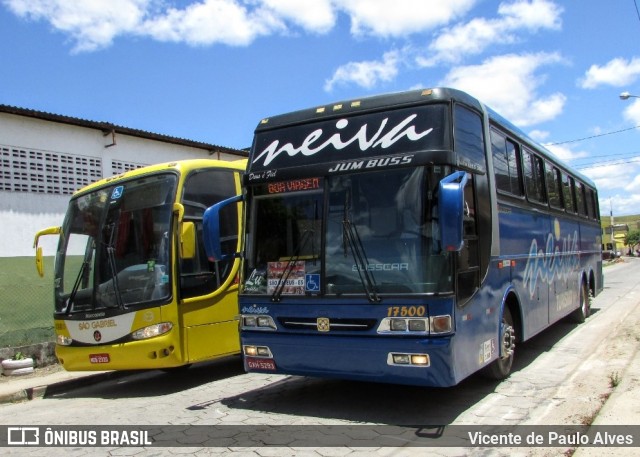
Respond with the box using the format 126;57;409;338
203;194;244;261
438;171;468;252
35;247;45;277
33;226;61;277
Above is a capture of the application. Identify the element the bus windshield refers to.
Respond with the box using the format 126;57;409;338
243;166;454;298
55;173;177;313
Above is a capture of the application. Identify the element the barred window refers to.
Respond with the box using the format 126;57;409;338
111;160;145;175
0;145;102;195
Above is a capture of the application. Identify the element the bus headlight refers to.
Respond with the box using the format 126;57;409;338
408;319;427;332
57;335;73;346
377;317;430;334
388;353;430;367
243;345;272;357
241;315;277;330
131;322;173;340
377;315;452;335
390;319;407;331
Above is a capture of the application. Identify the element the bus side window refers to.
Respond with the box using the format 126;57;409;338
490;128;523;196
180;169;239;299
454;104;486;173
523;149;546;204
586;187;597;220
546;163;563;209
561;173;576;213
575;181;587;217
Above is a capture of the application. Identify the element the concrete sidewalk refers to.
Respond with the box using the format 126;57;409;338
572;337;640;456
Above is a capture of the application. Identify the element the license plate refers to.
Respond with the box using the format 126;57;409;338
89;353;110;364
245;357;276;371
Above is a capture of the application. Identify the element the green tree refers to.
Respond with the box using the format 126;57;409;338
625;229;640;255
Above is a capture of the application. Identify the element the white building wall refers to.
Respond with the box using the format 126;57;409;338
0;192;67;257
0;111;242;257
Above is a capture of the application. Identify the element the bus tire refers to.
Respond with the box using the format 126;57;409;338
482;307;516;380
570;281;590;323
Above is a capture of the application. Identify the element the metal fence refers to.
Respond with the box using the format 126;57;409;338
0;257;55;348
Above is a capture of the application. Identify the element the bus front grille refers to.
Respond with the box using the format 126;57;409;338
278;317;378;332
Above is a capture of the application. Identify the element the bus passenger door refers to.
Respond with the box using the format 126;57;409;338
178;168;241;363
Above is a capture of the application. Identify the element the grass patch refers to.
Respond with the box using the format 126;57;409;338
609;371;621;388
0;256;55;347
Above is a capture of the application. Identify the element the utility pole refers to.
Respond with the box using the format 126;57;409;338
610;198;615;256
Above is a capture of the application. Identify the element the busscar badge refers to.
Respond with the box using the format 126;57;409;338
317;317;330;332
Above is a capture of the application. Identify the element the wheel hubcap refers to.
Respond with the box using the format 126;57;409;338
502;323;515;359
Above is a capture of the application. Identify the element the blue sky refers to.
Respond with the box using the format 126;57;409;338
1;0;640;216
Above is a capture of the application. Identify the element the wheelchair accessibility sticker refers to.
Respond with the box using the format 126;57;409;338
306;274;320;292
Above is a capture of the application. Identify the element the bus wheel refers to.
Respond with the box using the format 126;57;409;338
482;307;516;380
570;281;590;323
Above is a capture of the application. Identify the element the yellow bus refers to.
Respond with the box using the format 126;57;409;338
33;159;246;371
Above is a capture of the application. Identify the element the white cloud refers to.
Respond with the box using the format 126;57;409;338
259;0;335;34
335;0;476;37
324;50;400;92
625;173;640;193
418;0;562;67
528;129;550;142
579;157;640;213
440;52;566;126
580;57;640;89
3;0;149;52
2;0;478;52
544;143;587;162
615;194;640;216
498;0;562;30
622;98;640;125
140;0;284;46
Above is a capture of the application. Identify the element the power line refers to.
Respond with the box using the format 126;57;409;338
577;157;640;171
547;124;640;145
569;151;640;167
635;0;640;23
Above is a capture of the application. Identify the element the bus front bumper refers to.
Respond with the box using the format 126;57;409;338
55;333;184;371
241;332;458;387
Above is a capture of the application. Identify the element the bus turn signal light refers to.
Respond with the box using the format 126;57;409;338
430;315;452;334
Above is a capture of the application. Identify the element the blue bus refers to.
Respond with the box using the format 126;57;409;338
205;87;603;386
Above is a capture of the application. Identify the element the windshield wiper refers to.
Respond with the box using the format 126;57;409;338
342;190;380;303
64;238;95;314
271;229;312;302
65;258;90;315
104;222;126;309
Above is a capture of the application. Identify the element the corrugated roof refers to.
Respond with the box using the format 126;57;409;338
0;104;248;157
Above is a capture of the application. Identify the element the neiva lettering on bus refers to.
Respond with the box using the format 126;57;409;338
253;115;433;167
522;228;580;298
